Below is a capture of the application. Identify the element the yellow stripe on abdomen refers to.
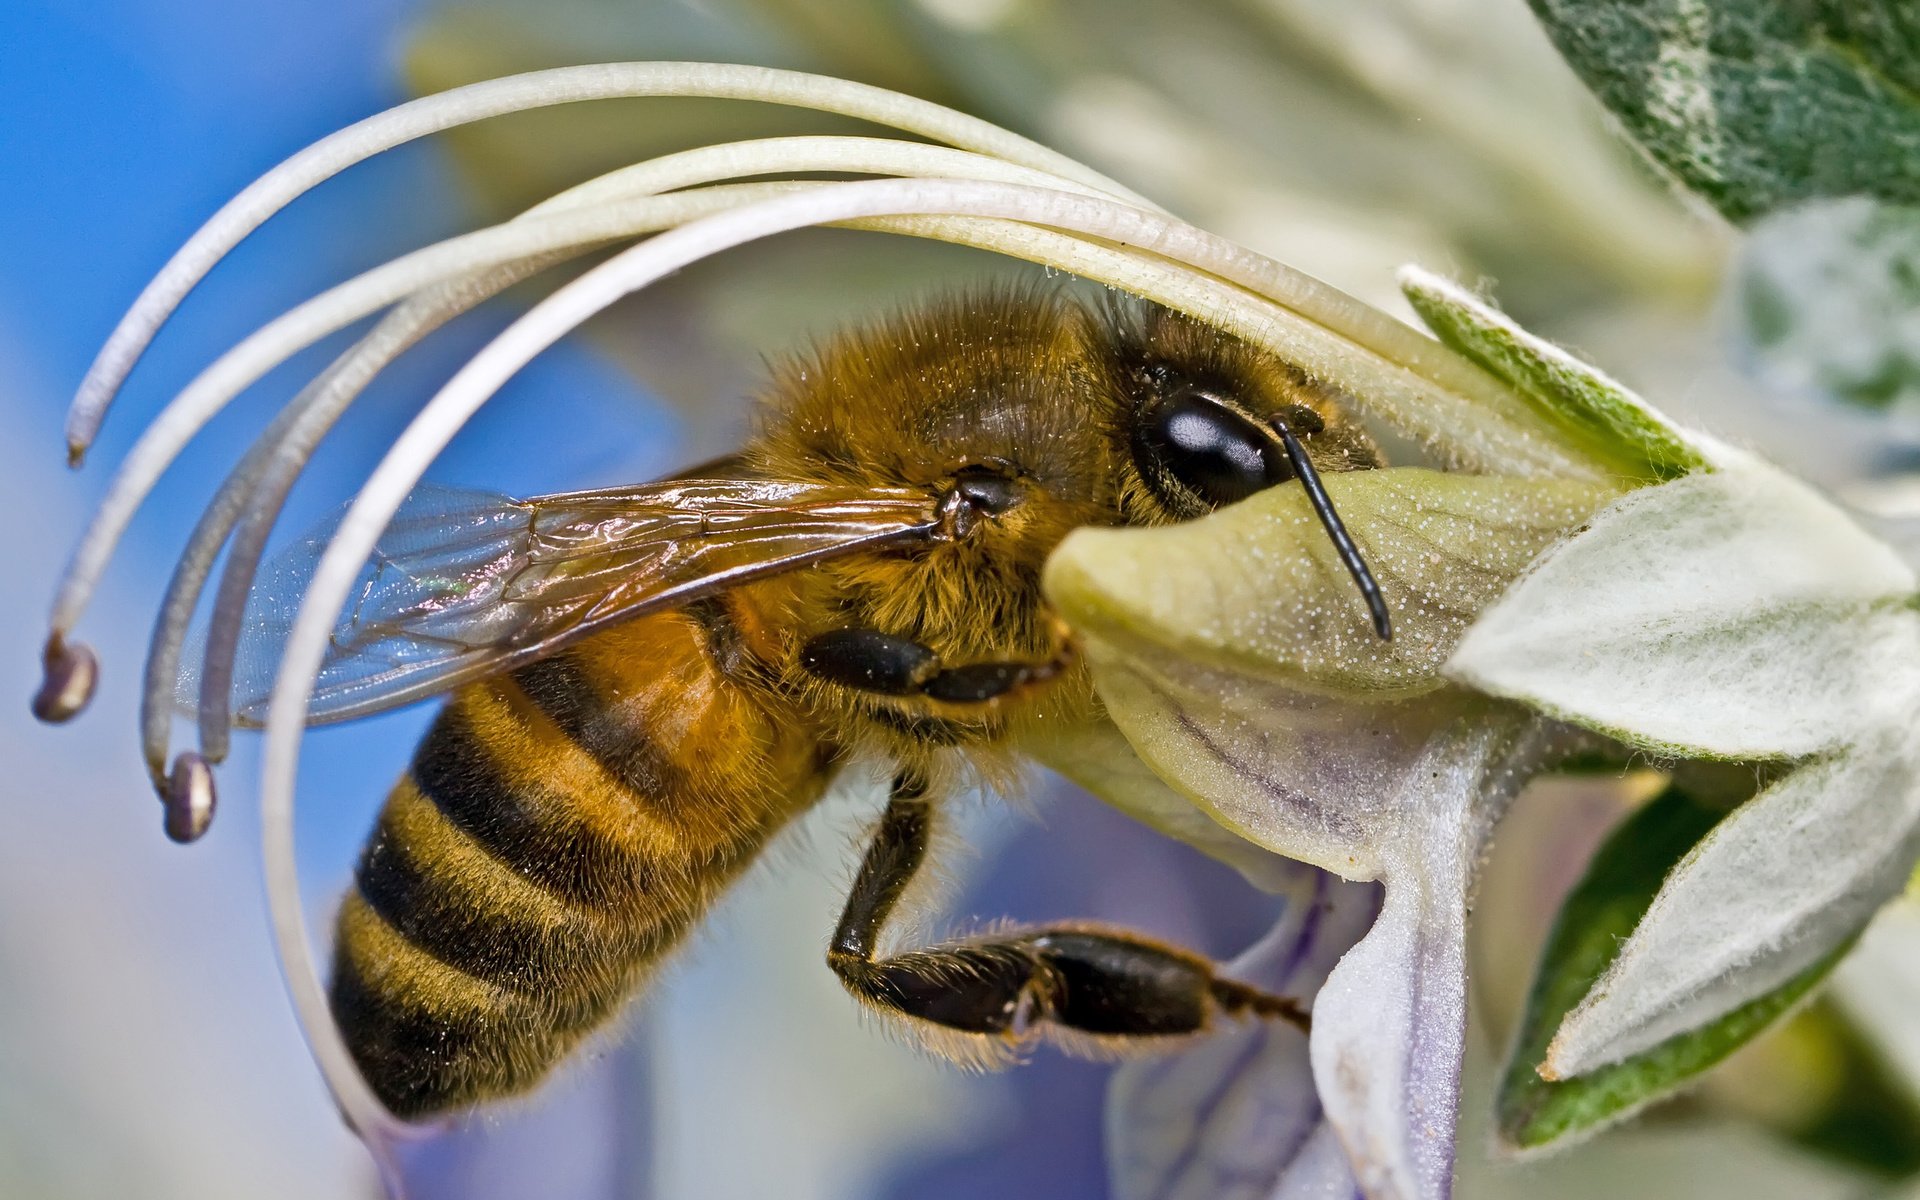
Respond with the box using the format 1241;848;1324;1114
330;604;828;1118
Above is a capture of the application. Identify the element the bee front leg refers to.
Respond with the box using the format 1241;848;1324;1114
798;629;1062;702
827;773;1308;1064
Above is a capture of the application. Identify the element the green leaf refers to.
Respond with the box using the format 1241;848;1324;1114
1498;782;1857;1152
1729;197;1920;416
1775;999;1920;1178
1401;266;1709;481
1527;0;1920;223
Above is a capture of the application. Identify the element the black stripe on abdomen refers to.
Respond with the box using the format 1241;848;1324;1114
329;946;490;1117
354;813;583;993
510;651;688;798
410;705;652;907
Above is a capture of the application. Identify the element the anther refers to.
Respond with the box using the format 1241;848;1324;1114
163;751;217;844
32;635;98;723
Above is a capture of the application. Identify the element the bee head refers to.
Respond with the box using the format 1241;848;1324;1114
1086;299;1382;525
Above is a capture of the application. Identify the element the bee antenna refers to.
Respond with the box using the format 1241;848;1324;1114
1267;418;1392;641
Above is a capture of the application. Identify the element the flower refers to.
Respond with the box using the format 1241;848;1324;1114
32;56;1917;1200
1046;271;1920;1196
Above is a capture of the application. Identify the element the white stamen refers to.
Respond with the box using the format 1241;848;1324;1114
67;61;1146;456
58;137;1145;651
189;258;567;764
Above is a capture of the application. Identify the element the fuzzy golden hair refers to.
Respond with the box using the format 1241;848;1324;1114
748;284;1381;772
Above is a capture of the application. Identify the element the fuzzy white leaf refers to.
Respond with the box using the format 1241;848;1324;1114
1546;727;1920;1077
1730;197;1920;422
1108;867;1379;1200
1449;455;1920;759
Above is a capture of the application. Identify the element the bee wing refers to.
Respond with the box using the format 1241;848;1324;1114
189;479;941;726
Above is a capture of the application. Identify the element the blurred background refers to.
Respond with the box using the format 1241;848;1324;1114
2;1;1915;1198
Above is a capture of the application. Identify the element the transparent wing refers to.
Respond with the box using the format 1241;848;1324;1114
182;479;941;726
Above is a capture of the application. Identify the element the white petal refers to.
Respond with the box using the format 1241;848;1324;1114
1272;1125;1369;1200
1026;717;1317;894
1046;470;1618;699
1449;454;1920;759
1546;727;1920;1077
1086;640;1541;1200
1108;868;1380;1200
1081;643;1532;881
1303;718;1535;1200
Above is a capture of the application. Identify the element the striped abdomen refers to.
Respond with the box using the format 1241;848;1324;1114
329;595;830;1118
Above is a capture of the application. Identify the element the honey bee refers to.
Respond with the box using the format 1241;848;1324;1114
230;286;1388;1118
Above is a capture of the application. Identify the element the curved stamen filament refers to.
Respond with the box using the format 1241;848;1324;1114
58;140;1141;652
49;61;1629;1182
67;61;1150;458
146;253;572;780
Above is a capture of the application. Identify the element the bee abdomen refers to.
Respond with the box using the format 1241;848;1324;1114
331;741;678;1117
330;609;825;1118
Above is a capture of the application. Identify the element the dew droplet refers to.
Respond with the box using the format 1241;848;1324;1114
32;636;98;724
163;751;217;844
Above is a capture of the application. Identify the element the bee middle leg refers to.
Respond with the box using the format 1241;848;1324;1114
798;629;1062;703
828;773;1309;1059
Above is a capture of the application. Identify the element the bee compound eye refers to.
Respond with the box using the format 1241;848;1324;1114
1135;389;1293;510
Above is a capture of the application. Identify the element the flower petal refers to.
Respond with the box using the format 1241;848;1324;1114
1305;715;1537;1200
1074;638;1539;878
1546;728;1920;1077
1449;455;1920;759
1027;717;1327;895
1080;639;1541;1200
1045;469;1618;698
1108;866;1380;1200
1047;471;1603;1200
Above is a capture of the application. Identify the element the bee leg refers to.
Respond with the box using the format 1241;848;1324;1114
828;774;1308;1059
798;630;1060;703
